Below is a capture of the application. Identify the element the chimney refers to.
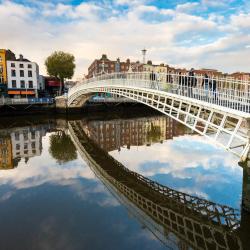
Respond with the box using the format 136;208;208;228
19;54;23;61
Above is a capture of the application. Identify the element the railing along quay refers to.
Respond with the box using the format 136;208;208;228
0;97;54;106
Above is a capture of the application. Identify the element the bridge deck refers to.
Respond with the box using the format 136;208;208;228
67;73;250;161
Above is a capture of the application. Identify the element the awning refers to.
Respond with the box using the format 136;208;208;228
47;81;61;87
21;91;35;95
8;90;21;95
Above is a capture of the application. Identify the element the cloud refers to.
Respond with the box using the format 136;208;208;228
231;13;250;29
176;2;200;13
109;134;242;204
201;0;229;8
1;0;250;78
42;2;102;20
115;0;149;6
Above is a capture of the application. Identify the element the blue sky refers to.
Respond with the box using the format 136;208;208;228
1;0;250;78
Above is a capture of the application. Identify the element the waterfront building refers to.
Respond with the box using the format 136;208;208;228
0;49;15;96
38;75;45;91
81;116;187;152
7;54;39;98
10;126;45;160
87;54;131;78
43;76;62;97
137;61;170;73
0;132;13;169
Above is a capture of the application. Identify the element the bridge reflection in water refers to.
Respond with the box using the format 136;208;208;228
69;119;250;250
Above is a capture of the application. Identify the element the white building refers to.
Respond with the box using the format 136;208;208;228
10;126;45;159
7;54;39;97
38;75;45;91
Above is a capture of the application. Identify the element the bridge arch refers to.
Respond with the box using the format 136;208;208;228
67;73;250;161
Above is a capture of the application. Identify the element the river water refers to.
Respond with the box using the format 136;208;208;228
0;110;249;250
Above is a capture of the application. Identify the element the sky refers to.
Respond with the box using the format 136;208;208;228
1;0;250;79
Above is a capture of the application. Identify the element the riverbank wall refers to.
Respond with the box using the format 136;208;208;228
0;101;155;117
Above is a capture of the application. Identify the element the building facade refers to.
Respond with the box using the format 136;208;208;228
87;54;131;78
10;126;45;160
7;54;39;97
81;116;187;152
137;61;170;73
0;49;15;96
0;133;13;169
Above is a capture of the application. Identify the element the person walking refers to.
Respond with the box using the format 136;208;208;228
188;68;195;97
211;78;217;101
202;73;210;100
150;71;157;89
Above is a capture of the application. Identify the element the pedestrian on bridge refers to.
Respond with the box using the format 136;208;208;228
188;68;196;97
150;71;157;89
202;74;210;100
210;78;217;100
166;70;173;84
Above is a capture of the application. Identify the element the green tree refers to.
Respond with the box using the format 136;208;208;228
147;123;162;143
45;51;75;95
49;131;77;164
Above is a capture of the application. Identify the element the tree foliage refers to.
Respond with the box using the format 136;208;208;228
49;130;77;164
45;51;75;95
147;123;162;143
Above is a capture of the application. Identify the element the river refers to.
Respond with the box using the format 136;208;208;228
0;110;249;250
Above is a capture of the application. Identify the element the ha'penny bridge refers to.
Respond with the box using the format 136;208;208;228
68;120;250;250
60;72;250;161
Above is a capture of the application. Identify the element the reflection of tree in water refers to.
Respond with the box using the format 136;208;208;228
146;123;162;143
49;130;77;164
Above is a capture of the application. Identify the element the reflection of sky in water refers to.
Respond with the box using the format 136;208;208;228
0;132;166;250
110;135;243;209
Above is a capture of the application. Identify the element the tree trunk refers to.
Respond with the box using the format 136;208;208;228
59;78;64;96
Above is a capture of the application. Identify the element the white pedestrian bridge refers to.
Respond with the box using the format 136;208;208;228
66;72;250;161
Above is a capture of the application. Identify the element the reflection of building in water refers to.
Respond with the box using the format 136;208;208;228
10;126;46;160
0;122;55;168
0;133;13;169
82;116;187;152
69;121;245;250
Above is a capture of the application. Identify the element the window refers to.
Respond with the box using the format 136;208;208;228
31;131;35;139
15;132;19;140
28;64;32;68
0;65;3;73
31;142;36;148
28;80;33;88
16;144;20;150
20;80;25;88
11;69;16;77
20;64;24;68
11;63;15;67
28;70;32;77
24;143;28;150
12;80;16;88
20;70;24;77
23;133;28;141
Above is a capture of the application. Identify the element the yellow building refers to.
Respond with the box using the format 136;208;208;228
0;135;13;169
0;49;15;84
